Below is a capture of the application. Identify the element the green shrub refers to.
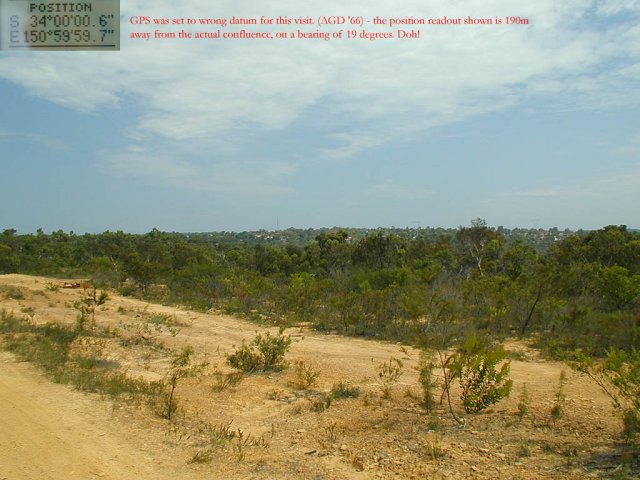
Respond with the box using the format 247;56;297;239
418;351;437;410
550;371;567;421
227;329;292;373
254;330;292;370
453;336;513;413
226;341;262;372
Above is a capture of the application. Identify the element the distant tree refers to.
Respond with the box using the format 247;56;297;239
306;230;352;276
455;219;504;277
353;232;406;270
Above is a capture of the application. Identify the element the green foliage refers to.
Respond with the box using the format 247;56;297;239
0;242;18;273
254;329;292;369
418;351;438;410
575;348;640;441
451;336;513;413
454;218;504;277
0;310;162;399
226;329;292;373
353;232;406;270
2;224;640;358
285;272;323;321
599;266;640;310
225;341;261;372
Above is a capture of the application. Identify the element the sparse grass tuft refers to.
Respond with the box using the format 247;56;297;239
427;433;444;461
330;381;360;399
325;421;338;442
1;286;24;300
0;310;163;401
377;357;403;399
292;360;320;390
519;443;531;458
551;371;567;422
309;394;333;412
201;421;237;445
234;429;268;461
211;370;243;392
188;449;214;464
517;383;531;420
160;346;208;420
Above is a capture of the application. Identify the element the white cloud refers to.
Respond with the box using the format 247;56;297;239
1;1;636;136
0;127;71;151
1;0;638;198
106;149;197;179
102;148;297;198
596;0;640;15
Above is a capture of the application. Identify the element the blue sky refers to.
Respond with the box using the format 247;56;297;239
1;0;639;233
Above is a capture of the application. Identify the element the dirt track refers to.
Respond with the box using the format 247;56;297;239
0;351;206;480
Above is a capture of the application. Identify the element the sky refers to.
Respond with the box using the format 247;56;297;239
0;0;639;234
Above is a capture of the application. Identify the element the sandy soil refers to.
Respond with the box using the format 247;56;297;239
0;351;207;480
0;274;630;479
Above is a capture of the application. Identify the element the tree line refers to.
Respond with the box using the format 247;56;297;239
1;222;638;357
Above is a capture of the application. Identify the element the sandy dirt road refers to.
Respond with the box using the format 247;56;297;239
0;351;201;480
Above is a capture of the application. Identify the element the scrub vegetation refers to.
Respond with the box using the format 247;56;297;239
0;221;639;477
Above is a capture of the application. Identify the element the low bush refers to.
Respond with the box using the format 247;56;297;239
292;360;320;390
227;329;292;373
418;351;438;410
451;335;513;414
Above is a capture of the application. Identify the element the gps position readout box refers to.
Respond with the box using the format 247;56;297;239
0;0;119;50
